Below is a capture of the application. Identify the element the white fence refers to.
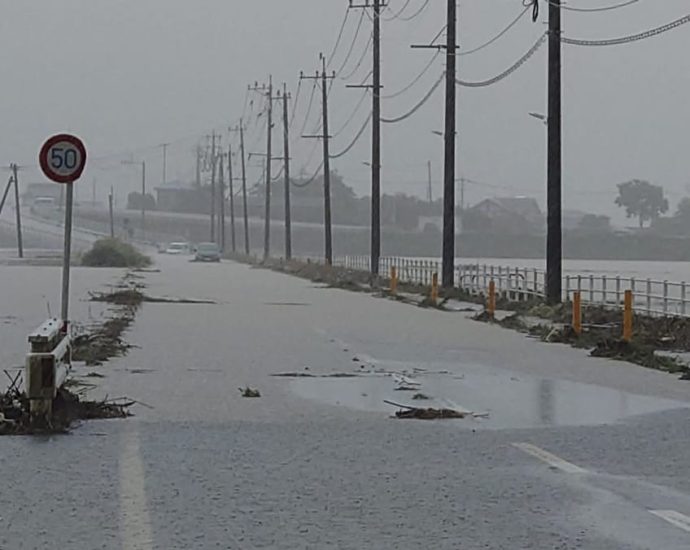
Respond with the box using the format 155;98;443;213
333;255;690;318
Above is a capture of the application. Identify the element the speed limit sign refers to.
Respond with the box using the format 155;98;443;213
39;134;87;183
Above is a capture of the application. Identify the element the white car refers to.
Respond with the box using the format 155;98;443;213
165;242;190;255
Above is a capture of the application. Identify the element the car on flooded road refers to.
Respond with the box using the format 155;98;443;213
164;242;191;255
194;242;221;262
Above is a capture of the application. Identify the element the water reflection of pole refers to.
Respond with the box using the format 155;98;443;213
538;379;555;426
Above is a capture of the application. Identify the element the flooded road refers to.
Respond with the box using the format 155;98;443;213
291;364;687;429
3;254;690;549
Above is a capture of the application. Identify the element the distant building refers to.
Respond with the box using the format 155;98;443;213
21;183;62;205
155;184;211;214
465;197;544;235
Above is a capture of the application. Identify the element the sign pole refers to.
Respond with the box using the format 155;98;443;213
61;181;74;324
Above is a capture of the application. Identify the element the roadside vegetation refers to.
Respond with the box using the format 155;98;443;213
81;238;151;268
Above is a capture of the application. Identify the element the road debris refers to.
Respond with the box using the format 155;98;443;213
383;400;468;420
1;377;133;436
239;387;261;398
412;393;430;400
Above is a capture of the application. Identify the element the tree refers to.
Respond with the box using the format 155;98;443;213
675;197;690;220
614;180;668;228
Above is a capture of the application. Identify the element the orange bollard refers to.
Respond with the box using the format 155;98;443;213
390;266;398;296
623;289;633;342
572;291;582;336
487;280;496;319
431;273;439;305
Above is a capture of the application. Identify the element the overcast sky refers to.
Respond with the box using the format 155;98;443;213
2;0;689;224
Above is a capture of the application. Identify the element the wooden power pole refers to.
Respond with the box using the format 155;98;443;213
228;145;237;253
301;57;336;265
281;83;292;260
547;0;563;304
12;164;23;258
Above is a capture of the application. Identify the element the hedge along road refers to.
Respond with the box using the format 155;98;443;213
2;254;690;549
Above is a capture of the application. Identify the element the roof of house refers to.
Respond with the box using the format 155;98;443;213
472;197;543;221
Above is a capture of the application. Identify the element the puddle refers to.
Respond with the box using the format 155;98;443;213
290;363;688;429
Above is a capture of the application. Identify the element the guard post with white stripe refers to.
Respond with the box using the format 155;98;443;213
25;319;71;423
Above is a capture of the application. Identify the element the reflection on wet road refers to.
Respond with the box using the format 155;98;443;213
290;362;687;429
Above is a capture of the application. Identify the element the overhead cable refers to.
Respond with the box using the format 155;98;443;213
340;32;373;81
456;33;546;88
330;112;373;159
381;72;445;124
549;0;640;13
562;12;690;46
382;0;412;21
326;8;351;66
390;0;431;22
459;4;532;57
292;161;325;188
334;10;367;76
333;90;370;138
382;50;440;99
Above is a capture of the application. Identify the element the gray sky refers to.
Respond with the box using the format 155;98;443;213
2;0;689;224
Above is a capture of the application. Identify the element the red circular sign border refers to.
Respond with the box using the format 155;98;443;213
39;134;87;184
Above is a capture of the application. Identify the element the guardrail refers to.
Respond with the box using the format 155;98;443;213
332;255;690;318
25;318;71;422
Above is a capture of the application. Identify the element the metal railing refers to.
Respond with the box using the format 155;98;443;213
332;255;690;318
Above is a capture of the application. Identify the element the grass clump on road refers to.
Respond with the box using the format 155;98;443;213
81;238;151;268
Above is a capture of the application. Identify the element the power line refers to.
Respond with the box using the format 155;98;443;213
384;0;430;22
330;112;373;159
562;12;690;46
327;8;351;65
381;72;445;124
459;4;532;57
288;79;303;129
549;0;641;13
332;89;370;138
340;32;373;81
292;160;324;188
382;0;412;21
298;80;318;138
456;33;546;88
334;9;367;76
382;50;439;99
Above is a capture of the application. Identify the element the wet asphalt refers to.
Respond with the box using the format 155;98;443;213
2;255;690;549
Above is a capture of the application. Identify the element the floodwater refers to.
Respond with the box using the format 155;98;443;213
290;362;688;430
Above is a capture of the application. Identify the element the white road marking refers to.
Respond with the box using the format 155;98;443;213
513;442;588;474
650;510;690;533
119;426;154;550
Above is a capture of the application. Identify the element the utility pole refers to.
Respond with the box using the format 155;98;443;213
141;161;146;241
195;145;202;188
218;149;226;252
210;132;217;243
161;143;169;186
108;186;115;238
427;161;433;203
230;120;250;254
249;78;278;260
442;0;457;288
281;83;292;260
411;0;456;287
228;145;237;253
547;0;563;304
349;0;383;274
11;164;23;258
301;57;336;265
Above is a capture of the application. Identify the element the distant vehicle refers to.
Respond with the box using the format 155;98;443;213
194;242;221;262
165;242;191;255
33;197;56;207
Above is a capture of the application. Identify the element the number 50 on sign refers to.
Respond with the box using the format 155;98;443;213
39;134;87;184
